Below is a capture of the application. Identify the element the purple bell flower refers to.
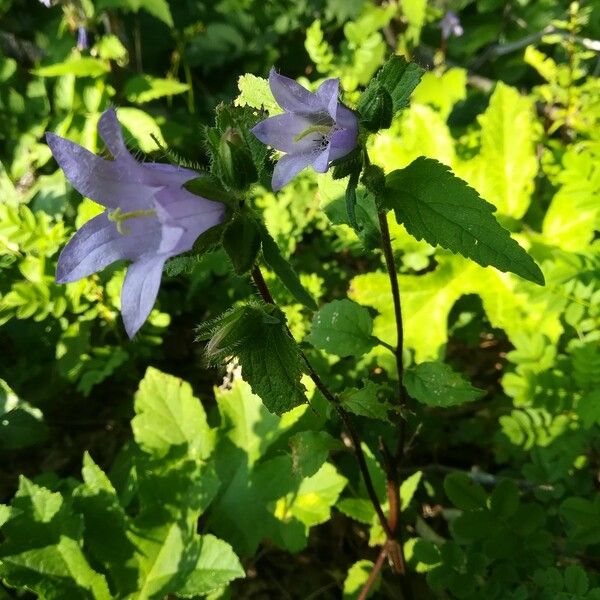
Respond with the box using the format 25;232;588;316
76;27;88;51
439;11;464;40
251;69;358;191
47;108;225;338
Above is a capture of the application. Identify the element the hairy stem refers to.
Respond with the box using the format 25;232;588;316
250;266;394;541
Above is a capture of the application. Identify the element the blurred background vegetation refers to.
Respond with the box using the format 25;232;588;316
1;0;600;598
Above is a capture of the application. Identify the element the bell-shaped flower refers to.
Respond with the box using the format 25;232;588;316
47;108;225;338
251;69;358;191
439;11;464;40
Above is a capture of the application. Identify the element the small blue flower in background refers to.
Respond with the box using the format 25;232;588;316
439;11;464;40
251;69;358;191
47;109;225;338
76;27;88;51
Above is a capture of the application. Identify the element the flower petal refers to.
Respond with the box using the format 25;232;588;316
141;162;200;188
97;108;135;163
315;78;340;119
335;104;358;135
269;69;320;113
251;113;316;153
328;127;358;162
272;152;314;191
120;257;166;338
46;133;159;210
56;212;161;283
312;148;330;173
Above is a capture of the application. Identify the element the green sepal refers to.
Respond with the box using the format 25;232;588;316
184;174;238;208
222;213;262;275
218;134;258;191
257;223;318;310
361;164;386;197
331;146;363;180
196;302;277;365
358;84;393;132
203;103;272;191
357;56;424;126
345;172;360;231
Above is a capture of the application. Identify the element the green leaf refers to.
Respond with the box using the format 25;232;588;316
358;55;424;117
400;470;423;510
443;473;487;511
259;224;317;310
459;82;537;219
237;309;308;415
124;75;189;104
116;107;165;153
280;463;347;529
235;74;280;114
34;57;110;78
489;480;520;519
131;367;214;459
132;524;242;598
72;454;138;595
98;0;174;26
222;214;262;274
343;559;380;599
307;299;375;357
564;565;588;595
289;431;341;479
178;534;245;596
0;478;111;600
340;382;393;421
577;390;600;429
383;157;544;285
403;361;484;407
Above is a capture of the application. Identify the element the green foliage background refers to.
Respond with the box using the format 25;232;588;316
0;0;599;597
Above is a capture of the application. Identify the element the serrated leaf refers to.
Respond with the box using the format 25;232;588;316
340;382;393;421
235;74;280;114
178;534;245;596
132;524;242;599
307;299;375;357
383;157;544;285
34;57;110;78
289;431;341;478
358;55;424;117
0;478;111;600
237;313;307;415
443;473;487;511
132;367;214;459
259;224;317;310
124;75;189;104
404;361;484;407
460;82;537;219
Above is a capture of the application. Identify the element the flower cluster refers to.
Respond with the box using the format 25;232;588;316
50;71;358;336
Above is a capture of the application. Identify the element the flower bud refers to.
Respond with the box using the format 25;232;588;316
218;127;257;191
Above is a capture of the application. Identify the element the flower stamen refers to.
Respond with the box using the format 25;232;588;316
293;125;332;142
108;207;156;235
